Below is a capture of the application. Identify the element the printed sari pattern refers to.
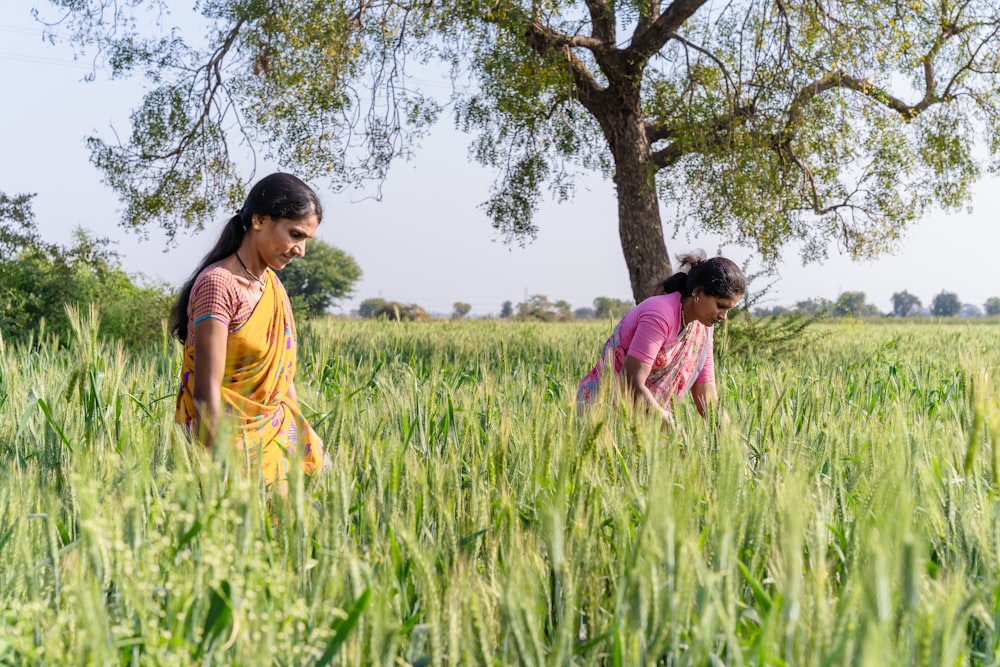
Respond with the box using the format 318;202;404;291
577;319;710;411
176;271;326;488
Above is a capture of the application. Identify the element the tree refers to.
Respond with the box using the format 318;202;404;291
593;297;633;321
373;302;430;321
42;1;1000;301
358;298;387;319
832;291;879;317
792;298;832;316
277;238;361;318
891;291;922;318
930;291;961;317
0;191;41;255
452;302;472;319
985;297;1000;316
752;305;790;317
960;303;982;318
574;307;596;319
358;298;429;320
499;301;514;319
516;295;572;322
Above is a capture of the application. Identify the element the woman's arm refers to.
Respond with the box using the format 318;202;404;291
191;317;229;447
287;381;298;407
623;355;675;427
690;382;718;419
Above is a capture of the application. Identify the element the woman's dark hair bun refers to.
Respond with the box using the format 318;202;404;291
675;250;707;271
660;249;745;299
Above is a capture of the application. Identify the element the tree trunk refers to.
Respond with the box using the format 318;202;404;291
606;114;672;303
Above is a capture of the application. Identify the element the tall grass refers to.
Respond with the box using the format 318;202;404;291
1;314;999;665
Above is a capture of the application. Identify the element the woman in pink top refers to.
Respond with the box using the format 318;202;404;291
577;252;745;426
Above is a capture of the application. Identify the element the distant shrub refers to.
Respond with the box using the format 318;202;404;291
516;295;572;322
373;302;431;321
0;228;172;348
716;265;824;360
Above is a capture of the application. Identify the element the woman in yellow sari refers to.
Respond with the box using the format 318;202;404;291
170;173;327;490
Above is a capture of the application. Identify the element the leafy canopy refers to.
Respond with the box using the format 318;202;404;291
930;290;962;317
38;0;1000;266
891;290;922;318
0;192;40;254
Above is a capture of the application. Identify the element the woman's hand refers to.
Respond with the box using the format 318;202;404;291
622;355;688;443
691;382;717;420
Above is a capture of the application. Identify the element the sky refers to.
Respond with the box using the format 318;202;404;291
2;3;999;317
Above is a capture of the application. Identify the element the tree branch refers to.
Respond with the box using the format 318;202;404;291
787;150;858;217
638;0;663;32
583;0;615;44
645;121;678;144
649;105;756;168
786;71;941;132
524;18;608;54
650;141;686;168
940;23;1000;100
523;21;607;111
628;0;711;63
668;31;737;96
143;17;245;162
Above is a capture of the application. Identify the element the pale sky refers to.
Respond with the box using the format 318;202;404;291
3;3;998;316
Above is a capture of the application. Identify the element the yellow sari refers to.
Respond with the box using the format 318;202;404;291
175;270;326;489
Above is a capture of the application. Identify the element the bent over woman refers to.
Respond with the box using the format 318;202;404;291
577;252;745;426
170;173;327;489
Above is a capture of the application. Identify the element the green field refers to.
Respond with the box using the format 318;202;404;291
2;311;999;665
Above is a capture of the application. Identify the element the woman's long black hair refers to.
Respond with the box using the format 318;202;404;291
661;250;745;299
169;173;323;342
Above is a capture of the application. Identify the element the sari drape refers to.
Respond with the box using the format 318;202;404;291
577;319;711;410
176;271;325;488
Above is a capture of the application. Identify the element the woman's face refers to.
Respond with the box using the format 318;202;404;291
253;213;320;270
690;287;742;327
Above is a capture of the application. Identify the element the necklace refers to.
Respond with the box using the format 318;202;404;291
235;251;266;290
681;302;688;329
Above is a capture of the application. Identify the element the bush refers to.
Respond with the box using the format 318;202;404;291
0;229;172;348
516;295;572;322
715;266;824;361
373;302;430;321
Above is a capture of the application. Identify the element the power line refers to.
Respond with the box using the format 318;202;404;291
0;24;46;37
0;50;91;71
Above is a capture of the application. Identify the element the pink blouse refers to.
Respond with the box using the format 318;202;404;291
617;293;714;384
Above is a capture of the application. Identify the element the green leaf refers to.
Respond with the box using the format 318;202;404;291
316;587;371;665
196;581;234;657
738;560;773;615
37;398;72;452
